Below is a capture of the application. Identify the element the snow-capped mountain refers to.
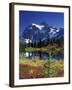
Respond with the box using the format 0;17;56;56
32;23;45;30
20;23;64;45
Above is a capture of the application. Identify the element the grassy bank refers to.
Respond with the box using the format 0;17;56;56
19;58;64;79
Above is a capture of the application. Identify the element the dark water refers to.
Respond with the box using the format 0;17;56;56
20;51;63;61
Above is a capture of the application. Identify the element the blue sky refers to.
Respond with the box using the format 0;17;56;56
19;10;64;36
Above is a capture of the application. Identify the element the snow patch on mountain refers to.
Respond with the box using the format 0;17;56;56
49;28;55;33
24;39;32;44
21;23;64;44
32;23;44;30
56;29;59;32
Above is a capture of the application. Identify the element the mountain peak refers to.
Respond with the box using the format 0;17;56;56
32;23;44;30
21;22;64;45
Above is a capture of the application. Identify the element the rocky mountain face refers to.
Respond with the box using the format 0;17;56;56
20;23;64;47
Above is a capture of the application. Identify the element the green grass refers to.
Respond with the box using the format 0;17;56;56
19;58;64;79
20;59;47;67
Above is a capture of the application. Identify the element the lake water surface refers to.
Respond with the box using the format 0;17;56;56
20;51;63;61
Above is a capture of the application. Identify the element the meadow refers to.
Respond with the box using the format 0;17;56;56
19;58;64;79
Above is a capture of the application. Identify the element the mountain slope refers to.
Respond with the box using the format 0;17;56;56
20;23;64;46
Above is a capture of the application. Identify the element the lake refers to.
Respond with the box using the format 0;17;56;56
19;51;64;61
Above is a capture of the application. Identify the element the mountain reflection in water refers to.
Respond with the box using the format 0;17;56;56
20;51;63;61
